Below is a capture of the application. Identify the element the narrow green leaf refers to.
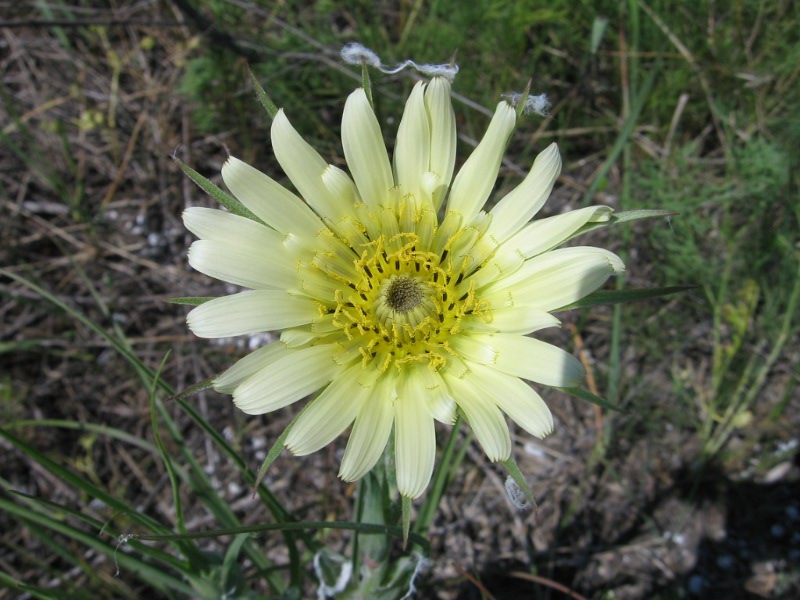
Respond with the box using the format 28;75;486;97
558;285;696;311
581;57;661;205
129;520;430;553
7;491;184;569
572;208;678;239
401;496;412;550
555;386;624;413
252;399;318;493
174;157;263;223
220;533;252;586
0;269;173;398
515;78;533;119
253;419;295;493
7;419;159;453
149;354;187;535
0;427;170;535
0;496;194;595
247;65;279;119
414;415;463;535
167;374;217;403
611;208;679;223
0;271;298;589
590;16;609;54
151;399;284;589
173;395;312;580
165;296;214;306
0;570;61;600
0;339;45;353
0;269;293;589
361;60;374;109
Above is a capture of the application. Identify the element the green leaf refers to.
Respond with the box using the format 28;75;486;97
0;570;63;600
571;208;678;239
149;354;190;540
414;415;464;535
0;269;294;591
514;78;533;119
168;374;218;403
558;285;696;311
401;496;412;550
253;417;296;492
0;492;193;594
611;208;679;223
7;419;159;453
165;296;214;306
0;269;173;398
172;395;312;585
555;386;624;412
0;427;171;535
361;59;374;109
7;491;183;570
174;157;263;223
247;65;278;119
581;56;661;206
220;533;252;590
590;16;609;54
129;520;430;553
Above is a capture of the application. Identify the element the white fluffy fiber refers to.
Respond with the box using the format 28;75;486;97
341;42;459;82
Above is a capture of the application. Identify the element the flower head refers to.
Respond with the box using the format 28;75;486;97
183;77;624;498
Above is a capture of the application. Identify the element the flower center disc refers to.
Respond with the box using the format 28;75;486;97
329;232;488;371
385;276;424;314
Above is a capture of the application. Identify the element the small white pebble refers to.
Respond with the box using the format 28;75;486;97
523;442;545;457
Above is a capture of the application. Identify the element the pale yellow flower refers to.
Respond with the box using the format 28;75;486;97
183;78;623;498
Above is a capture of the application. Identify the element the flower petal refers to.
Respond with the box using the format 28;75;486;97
412;364;456;424
447;101;516;222
468;362;553;438
319;165;366;225
487;143;561;243
214;342;286;394
285;363;369;455
482;306;561;335
342;88;394;210
183;206;277;245
482;246;625;312
271;109;339;217
233;344;340;414
221;156;325;238
443;367;511;461
452;333;584;387
393;81;430;204
395;373;436;498
460;241;525;291
279;326;319;348
187;239;299;290
505;205;614;259
426;77;457;210
339;372;395;482
187;290;321;338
